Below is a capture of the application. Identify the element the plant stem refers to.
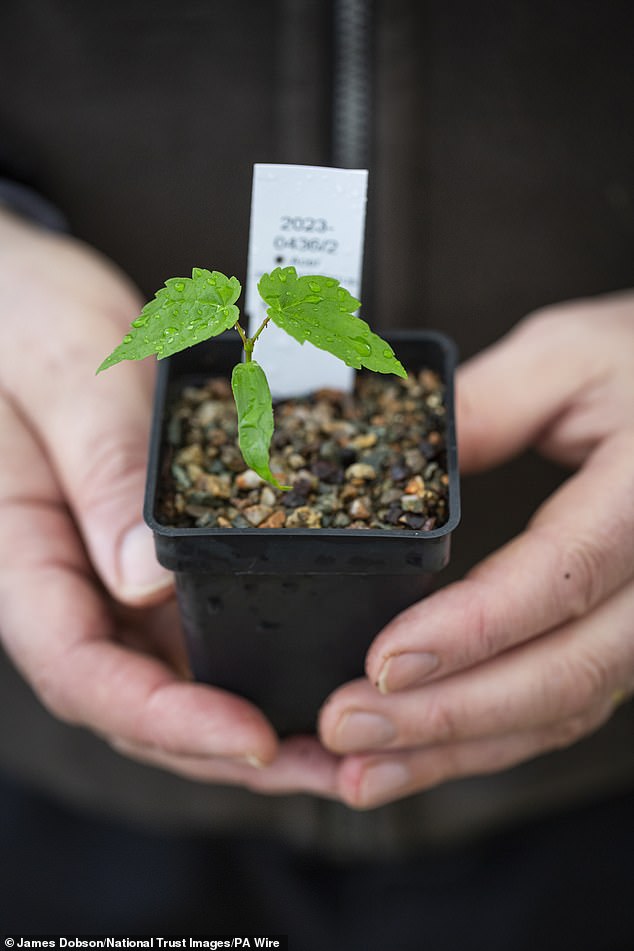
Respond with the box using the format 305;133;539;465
235;321;255;361
234;321;249;350
250;316;271;347
235;317;270;363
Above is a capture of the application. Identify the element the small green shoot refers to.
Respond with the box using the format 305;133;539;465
98;266;406;489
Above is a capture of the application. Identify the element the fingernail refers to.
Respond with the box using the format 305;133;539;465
359;761;410;806
119;522;173;597
336;711;396;752
377;652;439;694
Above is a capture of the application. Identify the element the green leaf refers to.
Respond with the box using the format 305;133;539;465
231;361;290;492
97;268;241;372
258;267;407;379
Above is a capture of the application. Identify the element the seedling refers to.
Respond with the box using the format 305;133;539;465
99;266;406;488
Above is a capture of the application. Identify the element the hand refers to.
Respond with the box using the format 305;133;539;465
318;292;634;808
0;209;338;797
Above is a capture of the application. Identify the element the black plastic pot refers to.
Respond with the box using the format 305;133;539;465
144;331;460;734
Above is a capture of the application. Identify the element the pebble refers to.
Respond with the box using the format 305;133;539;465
404;475;425;497
311;459;343;483
349;496;372;520
401;494;424;513
220;446;245;471
260;486;277;507
171;463;191;488
317;493;341;515
232;514;251;528
345;462;377;482
259;510;287;529
404;448;425;474
333;511;351;528
351;432;377;450
288;452;307;470
196;472;232;498
398;512;426;530
318;439;340;461
286;506;322;528
195;400;225;425
236;469;263;491
175;444;205;467
390;464;410;483
340;484;359;503
379;487;402;505
243;504;274;527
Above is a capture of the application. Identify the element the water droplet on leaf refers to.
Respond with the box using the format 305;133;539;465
351;337;372;357
173;281;185;292
308;281;320;293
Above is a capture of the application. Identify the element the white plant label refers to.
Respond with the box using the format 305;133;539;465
246;163;368;398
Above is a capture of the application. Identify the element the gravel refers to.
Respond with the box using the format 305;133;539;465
158;369;450;531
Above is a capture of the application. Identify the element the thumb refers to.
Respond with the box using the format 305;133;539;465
456;307;594;474
0;222;173;604
8;321;173;605
70;357;173;604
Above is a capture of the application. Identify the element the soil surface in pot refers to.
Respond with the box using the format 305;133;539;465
158;369;449;531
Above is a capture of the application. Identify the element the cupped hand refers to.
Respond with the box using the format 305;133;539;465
318;292;634;808
0;210;338;797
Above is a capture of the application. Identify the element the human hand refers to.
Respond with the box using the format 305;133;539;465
318;292;634;808
0;209;338;796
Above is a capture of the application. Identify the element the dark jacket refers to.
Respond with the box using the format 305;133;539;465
0;0;632;857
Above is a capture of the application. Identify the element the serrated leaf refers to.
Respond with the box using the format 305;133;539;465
258;267;407;379
231;361;290;491
97;268;241;372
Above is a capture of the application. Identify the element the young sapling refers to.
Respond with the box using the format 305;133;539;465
98;266;406;489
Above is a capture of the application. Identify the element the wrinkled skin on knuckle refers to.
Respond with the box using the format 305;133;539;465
529;524;606;623
420;695;462;745
558;538;606;620
539;647;608;723
571;648;614;710
454;577;507;665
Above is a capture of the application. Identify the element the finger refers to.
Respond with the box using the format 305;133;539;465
109;734;340;798
2;559;279;763
334;704;614;810
0;400;278;764
0;265;171;604
455;294;633;473
321;579;634;754
366;431;634;693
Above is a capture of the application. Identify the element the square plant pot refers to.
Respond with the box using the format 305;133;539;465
144;331;460;735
